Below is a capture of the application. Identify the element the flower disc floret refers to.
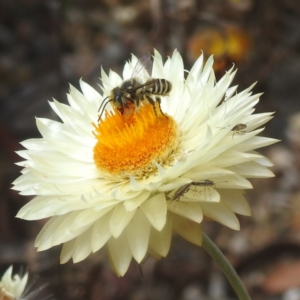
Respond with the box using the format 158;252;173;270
93;103;179;178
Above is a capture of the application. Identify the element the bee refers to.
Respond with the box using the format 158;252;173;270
98;53;172;121
172;180;215;201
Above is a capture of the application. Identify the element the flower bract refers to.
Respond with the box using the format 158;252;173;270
13;50;277;276
0;266;28;300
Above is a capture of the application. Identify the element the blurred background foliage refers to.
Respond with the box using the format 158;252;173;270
1;0;300;299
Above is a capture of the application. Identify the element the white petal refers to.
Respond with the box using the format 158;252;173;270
20;138;48;151
109;69;123;85
50;209;103;245
123;60;133;79
184;167;234;180
200;55;214;86
183;188;220;203
148;248;163;260
109;204;136;238
2;265;13;283
152;49;165;78
16;196;66;219
80;79;102;106
172;214;203;246
221;174;253;189
158;177;192;192
72;82;99;121
225;85;238;100
234;136;279;152
126;209;151;263
91;211;112;252
186;53;204;84
101;67;114;91
35;118;93;162
35;212;92;250
60;239;76;263
168;201;203;223
165;50;185;115
201;202;240;230
72;227;93;263
140;193;167;231
205;151;262;168
149;214;172;257
108;234;132;277
219;190;251;216
15;273;28;297
113;184;141;201
251;152;274;167
70;206;113;231
129;176;144;191
228;162;275;178
245;112;274;132
123;191;151;211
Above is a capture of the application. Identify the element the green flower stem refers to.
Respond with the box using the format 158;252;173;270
202;233;251;300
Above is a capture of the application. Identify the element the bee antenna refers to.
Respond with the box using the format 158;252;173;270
98;96;109;112
98;98;113;122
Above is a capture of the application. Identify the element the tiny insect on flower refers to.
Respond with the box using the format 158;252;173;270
172;180;215;201
231;123;247;139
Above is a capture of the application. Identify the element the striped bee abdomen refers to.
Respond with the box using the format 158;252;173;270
145;79;172;95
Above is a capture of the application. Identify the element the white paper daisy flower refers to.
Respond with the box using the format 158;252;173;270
0;266;47;300
13;50;277;276
0;266;28;300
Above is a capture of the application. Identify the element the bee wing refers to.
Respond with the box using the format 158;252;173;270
131;53;153;80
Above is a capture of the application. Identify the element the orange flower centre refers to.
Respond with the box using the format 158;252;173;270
93;103;179;178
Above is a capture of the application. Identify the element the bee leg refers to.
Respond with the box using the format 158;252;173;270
145;95;158;116
155;97;166;117
135;96;141;113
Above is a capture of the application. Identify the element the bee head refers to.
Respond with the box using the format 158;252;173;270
112;87;124;107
